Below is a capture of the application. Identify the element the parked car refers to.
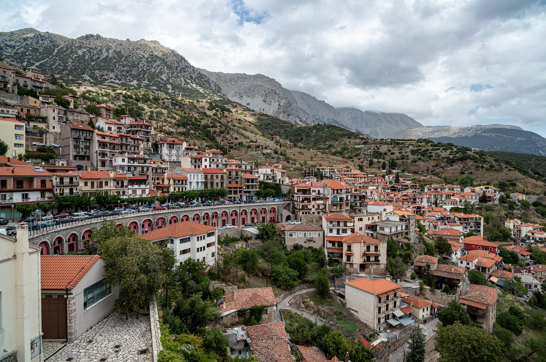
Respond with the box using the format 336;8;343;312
153;205;166;211
49;143;61;148
54;212;70;218
6;225;17;236
0;218;9;225
22;217;36;224
40;219;56;227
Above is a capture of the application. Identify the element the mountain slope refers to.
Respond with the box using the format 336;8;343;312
0;28;219;97
398;125;546;156
204;70;422;137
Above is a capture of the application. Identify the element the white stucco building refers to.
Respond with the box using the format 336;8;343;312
0;224;43;362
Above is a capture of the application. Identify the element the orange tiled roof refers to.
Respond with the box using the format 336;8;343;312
297;346;328;361
0;165;53;177
41;255;101;290
341;232;380;244
346;277;401;296
323;213;353;222
403;295;434;309
431;264;465;279
244;322;294;362
221;287;277;312
490;269;514;280
141;221;215;240
80;171;112;179
460;284;498;309
414;255;438;266
463;236;498;248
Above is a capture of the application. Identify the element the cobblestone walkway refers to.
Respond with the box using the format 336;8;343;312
47;312;153;362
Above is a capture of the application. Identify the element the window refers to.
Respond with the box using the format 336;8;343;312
14;134;23;140
180;237;190;244
84;279;111;309
22;193;29;201
14;143;24;148
14;125;23;130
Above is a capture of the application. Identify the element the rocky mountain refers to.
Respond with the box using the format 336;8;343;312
0;28;219;97
398;125;546;156
203;70;423;138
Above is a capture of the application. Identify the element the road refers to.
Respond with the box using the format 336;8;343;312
277;287;327;325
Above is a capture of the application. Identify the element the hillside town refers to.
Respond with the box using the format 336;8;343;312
1;63;546;362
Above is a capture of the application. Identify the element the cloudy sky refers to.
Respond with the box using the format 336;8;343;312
2;0;546;136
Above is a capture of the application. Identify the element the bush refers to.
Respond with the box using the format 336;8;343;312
468;270;488;285
492;327;513;350
271;264;300;290
497;309;524;335
528;310;546;331
410;271;417;280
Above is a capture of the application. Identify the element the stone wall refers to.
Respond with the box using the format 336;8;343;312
149;297;161;362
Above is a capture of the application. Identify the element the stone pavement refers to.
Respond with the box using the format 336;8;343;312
46;312;153;362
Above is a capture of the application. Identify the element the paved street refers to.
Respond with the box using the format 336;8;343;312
46;312;153;362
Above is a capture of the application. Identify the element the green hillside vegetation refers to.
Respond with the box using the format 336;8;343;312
488;151;546;182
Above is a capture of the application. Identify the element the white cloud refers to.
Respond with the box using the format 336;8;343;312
1;0;545;136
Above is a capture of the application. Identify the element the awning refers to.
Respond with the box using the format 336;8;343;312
393;309;405;318
399;317;414;326
387;319;400;326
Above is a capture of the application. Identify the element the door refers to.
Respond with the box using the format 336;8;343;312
42;294;67;339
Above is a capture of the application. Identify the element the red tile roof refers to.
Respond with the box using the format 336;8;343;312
297;345;328;361
414;255;438;266
221;287;277;312
460;284;498;309
41;255;101;290
141;221;215;240
70;121;94;131
80;171;112;179
323;213;353;222
463;236;498;248
341;232;380;244
403;295;434;309
346;277;401;296
0;165;53;177
244;322;294;362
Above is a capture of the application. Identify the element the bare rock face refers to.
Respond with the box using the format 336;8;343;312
203;70;423;138
0;28;220;97
399;125;546;156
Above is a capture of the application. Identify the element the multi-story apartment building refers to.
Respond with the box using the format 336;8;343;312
207;149;225;169
96;119;126;134
0;118;25;157
126;121;152;149
0;65;16;93
181;154;210;169
345;277;402;331
505;219;545;242
113;154;151;178
95;131;120;170
142;221;217;266
61;121;96;170
52;171;80;196
160;138;186;163
341;233;387;274
0;165;53;218
203;168;226;189
40;104;66;135
165;173;188;193
353;213;382;233
0;103;18;118
242;173;258;200
176;168;204;190
256;166;287;184
79;171;116;195
322;213;354;261
0;225;44;361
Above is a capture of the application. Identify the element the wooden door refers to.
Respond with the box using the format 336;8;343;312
42;295;67;339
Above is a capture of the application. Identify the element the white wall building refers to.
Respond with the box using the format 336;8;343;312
0;224;43;362
142;221;217;266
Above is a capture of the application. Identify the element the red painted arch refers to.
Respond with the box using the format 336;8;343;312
212;212;219;227
192;214;200;223
156;217;167;229
169;216;178;224
269;207;277;222
181;215;190;222
53;237;63;255
128;221;139;233
142;219;153;233
220;211;229;227
67;233;78;252
230;210;238;226
39;241;49;255
203;213;210;226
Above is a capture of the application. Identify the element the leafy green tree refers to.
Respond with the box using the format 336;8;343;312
85;221;133;254
407;325;425;362
314;268;330;298
271;264;300;290
101;235;175;316
321;330;350;360
173;259;211;298
468;270;488;285
423;239;436;256
257;223;278;241
234;248;259;274
499;247;520;265
202;327;229;361
287;250;307;280
54;96;70;109
492;327;513;350
434;237;452;257
438;301;471;326
15;203;38;218
85;104;101;116
435;323;504;362
497;306;525;335
0;140;8;156
387;256;407;281
165;293;219;334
